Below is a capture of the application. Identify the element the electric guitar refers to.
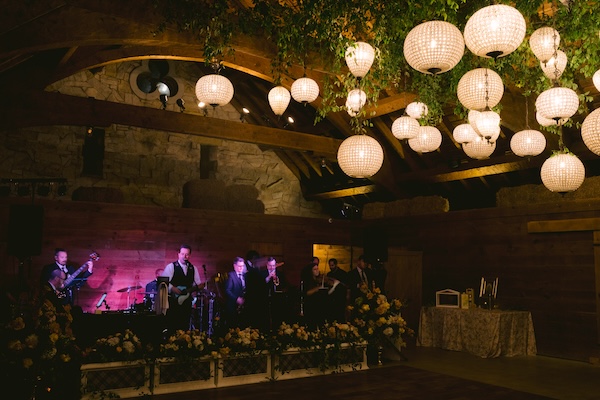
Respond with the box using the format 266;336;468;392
173;285;200;305
62;252;100;289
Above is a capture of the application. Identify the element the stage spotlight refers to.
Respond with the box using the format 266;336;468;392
176;98;185;112
283;116;295;129
157;82;170;110
86;126;94;136
240;107;250;122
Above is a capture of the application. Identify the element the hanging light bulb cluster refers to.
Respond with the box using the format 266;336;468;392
460;68;502;146
336;41;384;178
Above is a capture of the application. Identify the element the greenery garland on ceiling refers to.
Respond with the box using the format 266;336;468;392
154;0;599;129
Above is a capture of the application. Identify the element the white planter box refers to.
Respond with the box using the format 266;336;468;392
272;345;368;381
216;351;271;387
152;356;216;394
80;360;151;399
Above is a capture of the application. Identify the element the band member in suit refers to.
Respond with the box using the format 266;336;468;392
163;244;202;332
44;268;68;310
261;256;288;330
326;258;348;322
347;254;374;301
225;256;247;328
40;248;94;305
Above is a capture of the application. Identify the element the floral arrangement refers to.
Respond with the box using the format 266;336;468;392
347;283;413;347
82;329;144;363
274;322;321;352
160;329;217;360
217;327;269;357
1;290;82;399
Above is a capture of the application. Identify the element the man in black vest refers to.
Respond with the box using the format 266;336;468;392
163;244;202;332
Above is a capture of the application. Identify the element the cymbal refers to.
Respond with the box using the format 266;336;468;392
117;285;142;292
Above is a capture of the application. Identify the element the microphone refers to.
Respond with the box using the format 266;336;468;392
96;292;107;308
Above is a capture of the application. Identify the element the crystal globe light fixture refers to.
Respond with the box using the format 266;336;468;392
403;20;465;75
406;102;428;119
408;126;442;153
472;109;501;142
593;69;600;92
510;129;546;157
468;109;481;125
581;108;600;156
463;136;496;159
540;50;567;80
195;74;234;107
337;135;384;178
391;116;419;140
536;111;566;127
268;86;291;116
540;152;585;193
529;27;560;63
457;68;504;110
536;86;579;122
463;4;526;59
453;123;478;144
345;42;375;78
346;89;367;116
291;77;319;104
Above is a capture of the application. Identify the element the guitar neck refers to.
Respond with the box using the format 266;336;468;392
63;262;90;287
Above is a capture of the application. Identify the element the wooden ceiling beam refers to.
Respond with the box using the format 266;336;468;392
4;91;342;157
364;92;417;119
305;185;380;200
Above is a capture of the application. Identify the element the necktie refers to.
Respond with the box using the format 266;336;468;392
238;274;245;288
361;270;367;283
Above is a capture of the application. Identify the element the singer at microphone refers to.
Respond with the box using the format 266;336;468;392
96;292;107;308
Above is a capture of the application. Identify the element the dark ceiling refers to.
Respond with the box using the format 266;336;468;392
2;1;600;219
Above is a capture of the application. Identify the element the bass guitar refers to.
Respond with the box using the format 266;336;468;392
62;251;100;289
173;285;202;305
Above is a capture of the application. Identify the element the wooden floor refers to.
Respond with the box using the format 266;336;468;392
151;345;600;400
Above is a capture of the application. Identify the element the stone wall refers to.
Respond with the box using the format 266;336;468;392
0;60;324;217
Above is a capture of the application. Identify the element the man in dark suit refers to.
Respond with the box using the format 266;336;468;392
225;256;247;328
326;258;348;322
347;255;374;301
261;256;288;330
40;248;94;305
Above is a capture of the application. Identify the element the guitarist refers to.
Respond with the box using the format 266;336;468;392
40;248;94;305
163;244;202;332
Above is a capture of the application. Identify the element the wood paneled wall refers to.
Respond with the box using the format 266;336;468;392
0;198;355;315
369;199;600;362
2;197;599;362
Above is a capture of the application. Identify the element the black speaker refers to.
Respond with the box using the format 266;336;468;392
8;204;44;257
363;228;388;262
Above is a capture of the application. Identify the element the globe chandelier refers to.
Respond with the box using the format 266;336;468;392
453;123;478;144
581;108;600;156
406;102;428;119
195;62;234;108
540;151;585;193
345;42;375;79
593;69;600;92
346;88;367;116
463;4;526;59
403;20;465;75
510;96;546;157
536;110;566;127
337;135;384;178
291;76;319;104
529;27;560;64
408;126;442;153
268;86;291;116
457;68;504;111
391;115;419;140
463;135;496;160
540;50;567;80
